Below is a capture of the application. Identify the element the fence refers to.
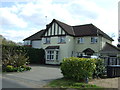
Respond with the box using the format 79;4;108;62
107;65;120;78
102;57;120;66
101;57;120;77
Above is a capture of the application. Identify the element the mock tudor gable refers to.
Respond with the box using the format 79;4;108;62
44;21;67;37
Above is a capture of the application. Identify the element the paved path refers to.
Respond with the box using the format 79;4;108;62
2;65;63;88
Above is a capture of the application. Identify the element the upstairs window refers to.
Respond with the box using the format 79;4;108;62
44;37;50;44
58;36;66;43
77;38;84;43
91;37;98;43
24;40;31;45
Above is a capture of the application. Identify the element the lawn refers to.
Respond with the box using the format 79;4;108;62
44;78;102;89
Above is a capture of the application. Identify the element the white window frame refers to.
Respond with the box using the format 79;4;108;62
46;51;54;60
77;38;84;44
91;37;98;43
24;40;31;45
56;51;59;60
58;36;66;43
44;37;50;44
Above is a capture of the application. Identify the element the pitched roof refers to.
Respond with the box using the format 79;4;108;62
100;42;120;53
23;19;114;41
23;30;45;41
55;19;75;36
53;19;113;41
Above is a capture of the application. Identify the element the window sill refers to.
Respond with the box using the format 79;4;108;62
24;45;32;47
58;42;66;44
91;42;97;44
46;60;54;61
77;43;84;44
44;43;51;44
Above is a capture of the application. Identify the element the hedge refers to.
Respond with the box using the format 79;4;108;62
2;45;45;64
93;58;105;78
61;57;96;81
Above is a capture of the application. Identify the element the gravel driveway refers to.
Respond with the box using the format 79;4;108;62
2;65;63;88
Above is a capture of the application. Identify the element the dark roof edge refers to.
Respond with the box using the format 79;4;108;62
23;29;45;41
54;19;75;36
91;24;114;41
106;42;120;51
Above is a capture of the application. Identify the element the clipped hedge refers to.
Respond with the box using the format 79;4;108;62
93;58;105;78
2;45;45;64
61;57;96;81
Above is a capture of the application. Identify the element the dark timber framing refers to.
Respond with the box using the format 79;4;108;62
57;24;59;35
54;23;56;35
50;26;52;36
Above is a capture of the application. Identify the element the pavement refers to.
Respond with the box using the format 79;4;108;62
2;65;63;88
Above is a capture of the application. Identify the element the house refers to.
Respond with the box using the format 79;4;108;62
23;19;119;65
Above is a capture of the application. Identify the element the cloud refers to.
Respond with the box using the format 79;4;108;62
0;7;28;28
1;28;40;42
0;0;119;46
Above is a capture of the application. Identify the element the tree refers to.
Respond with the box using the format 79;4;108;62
0;35;17;46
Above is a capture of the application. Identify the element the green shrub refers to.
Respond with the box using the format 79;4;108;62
26;66;31;71
2;45;45;64
93;58;105;78
61;57;96;81
6;65;14;72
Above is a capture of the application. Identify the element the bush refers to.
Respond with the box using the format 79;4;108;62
2;53;29;68
2;45;32;72
2;45;45;64
3;65;31;72
6;65;14;72
26;66;31;71
61;57;96;81
93;58;105;78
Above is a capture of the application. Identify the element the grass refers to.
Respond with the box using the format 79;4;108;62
44;78;102;89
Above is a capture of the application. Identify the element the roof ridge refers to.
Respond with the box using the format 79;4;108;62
72;23;93;27
71;26;75;36
54;19;71;26
54;19;75;36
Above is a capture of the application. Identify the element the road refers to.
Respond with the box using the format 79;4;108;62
2;77;30;88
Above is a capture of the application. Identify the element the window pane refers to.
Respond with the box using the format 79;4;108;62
91;37;97;43
44;38;50;43
77;38;84;43
58;36;66;43
56;51;59;60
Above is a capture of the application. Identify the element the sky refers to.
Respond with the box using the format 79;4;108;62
0;0;119;46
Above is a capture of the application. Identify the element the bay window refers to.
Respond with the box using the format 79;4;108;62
46;50;59;61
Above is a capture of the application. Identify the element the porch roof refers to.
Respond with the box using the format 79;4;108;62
45;46;59;49
100;42;120;54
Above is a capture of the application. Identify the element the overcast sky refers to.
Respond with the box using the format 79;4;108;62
0;0;119;45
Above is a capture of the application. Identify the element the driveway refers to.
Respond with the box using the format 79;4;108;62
2;65;63;88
